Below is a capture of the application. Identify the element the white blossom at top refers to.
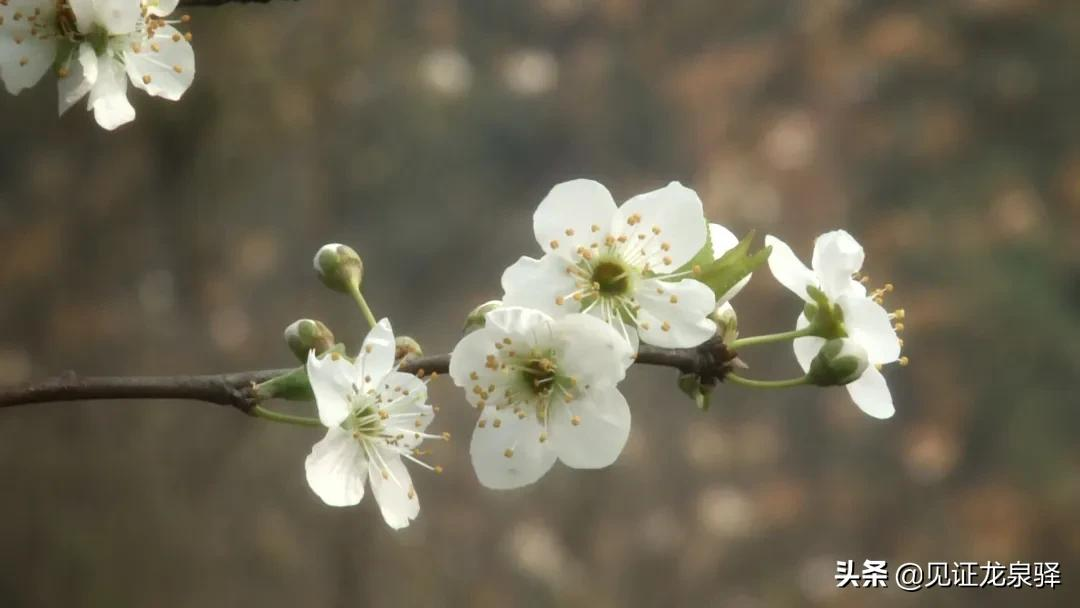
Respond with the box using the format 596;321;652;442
304;318;441;529
765;230;903;418
0;0;194;130
449;306;635;489
502;179;718;350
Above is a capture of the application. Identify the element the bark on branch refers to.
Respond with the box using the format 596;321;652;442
177;0;294;6
0;340;735;414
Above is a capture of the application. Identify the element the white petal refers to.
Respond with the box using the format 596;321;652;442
449;328;504;407
305;427;368;507
92;0;140;34
838;295;901;364
146;0;178;17
549;386;630;469
367;449;419;529
532;179;618;261
0;25;57;95
67;0;95;31
354;318;396;386
501;254;578;317
469;407;556;489
378;371;435;445
811;230;865;300
634;278;717;348
764;234;818;302
711;223;751;303
88;57;135;130
615;181;707;273
124;25;194;101
306;351;356;428
551;313;634;386
58;43;97;116
846;365;894;419
709;223;740;254
792;313;825;373
484;305;552;341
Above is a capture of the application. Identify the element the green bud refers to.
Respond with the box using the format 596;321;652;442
678;373;715;411
710;302;738;344
463;300;502;334
283;319;336;362
313;243;363;293
807;338;869;386
394;336;423;364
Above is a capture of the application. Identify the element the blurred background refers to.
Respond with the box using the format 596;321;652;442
1;0;1078;606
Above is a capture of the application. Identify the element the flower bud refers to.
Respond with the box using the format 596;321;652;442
463;300;502;334
283;319;335;362
807;338;869;386
678;373;715;411
313;243;363;293
395;335;423;365
710;302;738;344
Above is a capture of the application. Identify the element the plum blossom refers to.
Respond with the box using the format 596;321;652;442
502;179;718;350
305;318;441;529
449;306;635;489
0;0;194;130
765;230;904;418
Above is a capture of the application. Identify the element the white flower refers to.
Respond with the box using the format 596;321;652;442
1;0;194;130
502;179;718;350
449;306;635;489
765;230;903;419
305;318;439;529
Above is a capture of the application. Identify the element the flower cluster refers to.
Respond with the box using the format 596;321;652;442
285;178;905;529
0;0;194;129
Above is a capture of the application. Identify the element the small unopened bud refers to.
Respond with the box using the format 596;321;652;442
678;373;715;411
395;335;423;364
710;302;738;344
284;319;335;362
463;300;502;334
313;243;363;293
807;338;869;386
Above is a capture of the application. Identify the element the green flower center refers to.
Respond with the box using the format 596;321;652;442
591;260;631;296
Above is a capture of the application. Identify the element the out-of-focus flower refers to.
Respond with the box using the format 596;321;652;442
305;318;440;529
502;179;717;349
765;230;904;418
449;306;634;489
0;0;195;130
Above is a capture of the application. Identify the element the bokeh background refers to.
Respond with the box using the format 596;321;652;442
1;0;1078;606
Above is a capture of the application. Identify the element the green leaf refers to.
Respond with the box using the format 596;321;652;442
693;230;771;300
253;367;315;402
676;223;715;276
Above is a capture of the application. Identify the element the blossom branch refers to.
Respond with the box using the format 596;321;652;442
0;340;734;413
177;0;292;6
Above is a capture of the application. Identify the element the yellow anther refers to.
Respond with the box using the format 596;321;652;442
661;321;671;332
550;239;559;249
503;448;514;458
571;415;582;426
493;418;502;428
898;356;909;366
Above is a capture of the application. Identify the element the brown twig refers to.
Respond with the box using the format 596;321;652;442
177;0;292;6
0;340;734;414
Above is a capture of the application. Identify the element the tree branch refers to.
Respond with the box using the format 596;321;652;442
0;339;735;414
177;0;294;6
